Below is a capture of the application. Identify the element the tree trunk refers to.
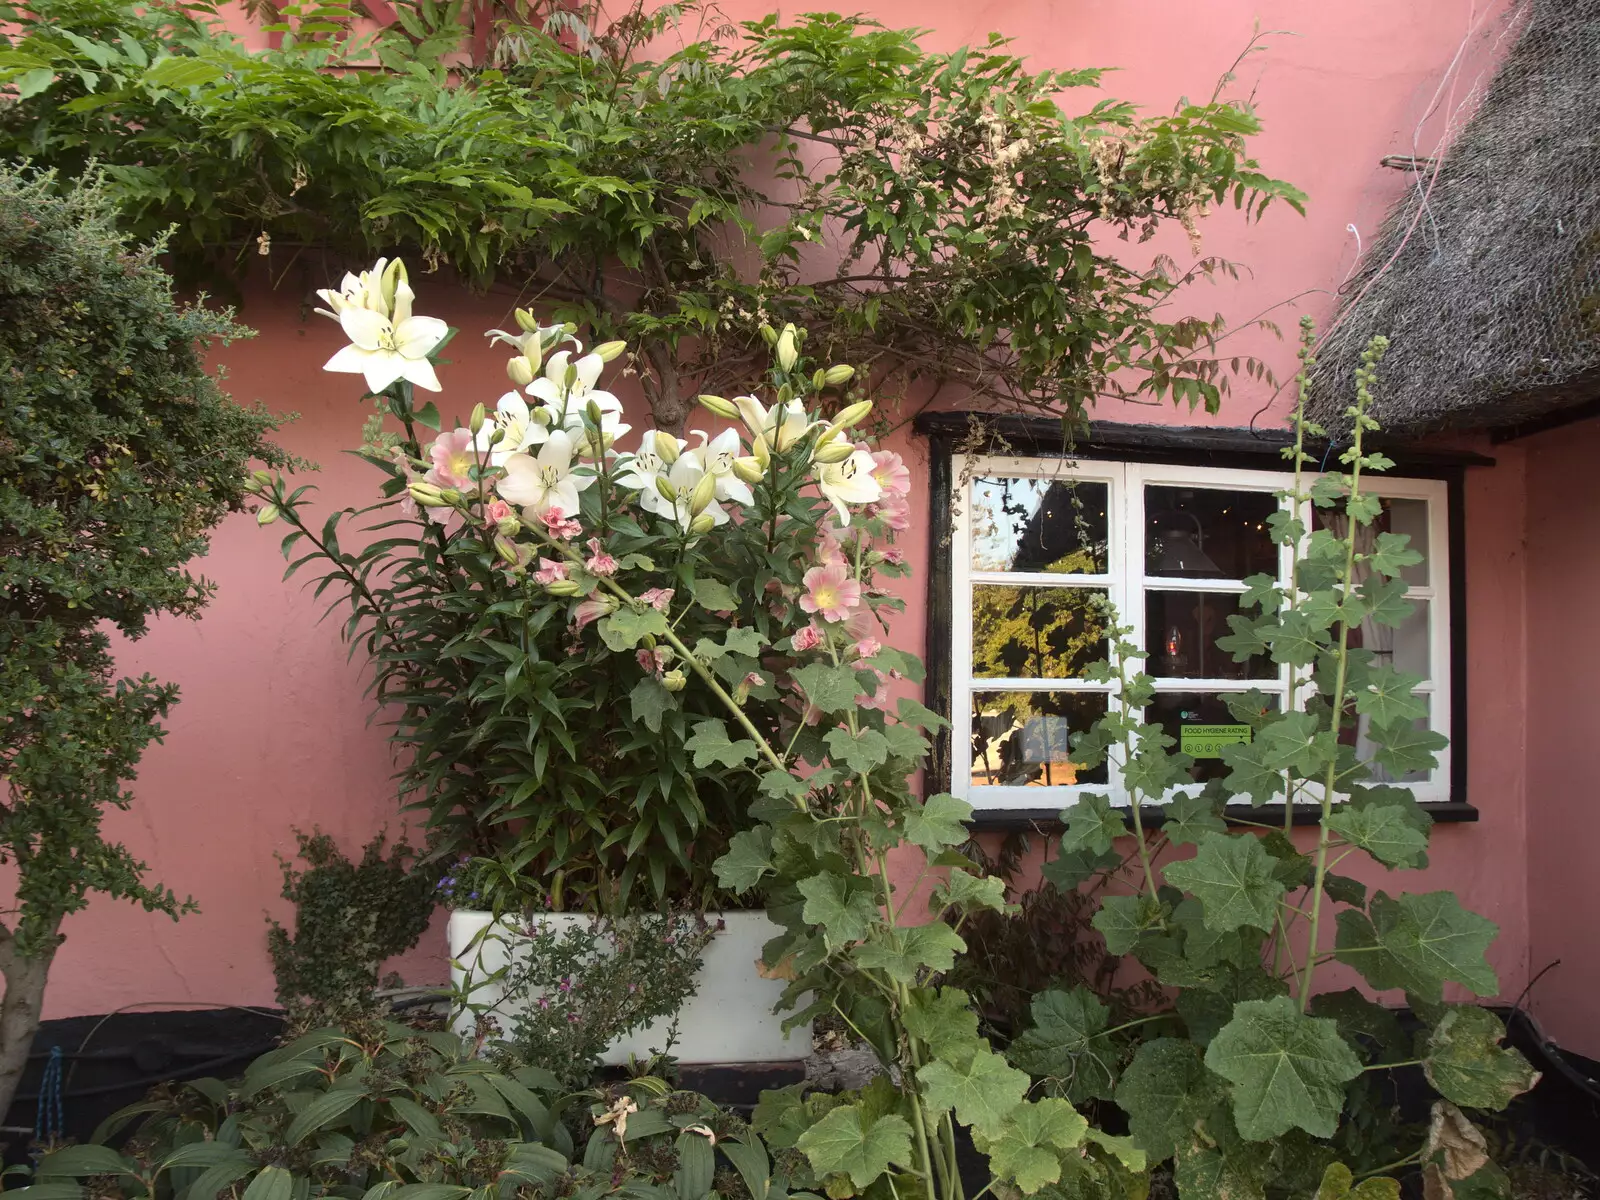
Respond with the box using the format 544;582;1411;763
0;930;59;1127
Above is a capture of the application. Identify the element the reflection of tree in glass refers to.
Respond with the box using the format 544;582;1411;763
970;688;1106;789
971;552;1105;678
970;478;1108;573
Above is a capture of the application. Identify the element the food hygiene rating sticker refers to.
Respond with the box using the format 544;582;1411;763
1179;724;1252;759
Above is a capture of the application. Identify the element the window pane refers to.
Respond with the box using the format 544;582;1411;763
1147;692;1278;784
1353;697;1433;784
970;477;1109;574
970;691;1108;787
1355;598;1430;680
1380;498;1430;587
1146;591;1277;679
1145;486;1278;580
972;586;1108;679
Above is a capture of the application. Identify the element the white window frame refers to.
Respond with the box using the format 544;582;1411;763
950;455;1452;811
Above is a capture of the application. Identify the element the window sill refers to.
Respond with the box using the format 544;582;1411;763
965;800;1480;834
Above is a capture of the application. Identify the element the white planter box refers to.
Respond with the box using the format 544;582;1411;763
448;910;809;1065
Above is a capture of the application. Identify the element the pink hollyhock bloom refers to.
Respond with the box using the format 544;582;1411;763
882;545;906;566
856;669;890;710
639;588;674;612
428;428;479;491
533;558;568;586
744;672;766;688
791;622;824;653
872;489;911;531
865;446;912;497
816;526;850;570
541;507;583;540
636;647;673;675
854;636;882;660
484;499;513;525
636;648;658;674
801;562;861;623
584;537;618;577
571;594;614;630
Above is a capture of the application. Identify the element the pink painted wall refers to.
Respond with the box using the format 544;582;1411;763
42;0;1543;1025
1522;418;1600;1059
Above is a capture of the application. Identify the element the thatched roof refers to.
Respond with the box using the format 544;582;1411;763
1308;0;1600;436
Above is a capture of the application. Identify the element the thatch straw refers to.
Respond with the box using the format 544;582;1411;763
1307;0;1600;435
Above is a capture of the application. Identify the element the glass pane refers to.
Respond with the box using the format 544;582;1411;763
1147;692;1279;784
970;477;1109;574
1353;697;1433;785
970;691;1108;788
1380;498;1430;587
1354;598;1430;680
1145;486;1278;580
1146;591;1277;679
972;586;1109;679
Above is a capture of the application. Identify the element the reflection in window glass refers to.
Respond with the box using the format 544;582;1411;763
972;586;1108;679
1145;486;1278;579
1381;498;1430;587
1145;591;1277;679
1146;692;1278;784
1351;598;1429;680
970;691;1108;787
970;477;1109;574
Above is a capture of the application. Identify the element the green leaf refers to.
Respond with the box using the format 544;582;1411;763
684;719;758;769
1327;802;1430;868
715;828;775;892
795;1104;913;1188
1204;996;1363;1141
286;1089;366;1144
1367;719;1448;777
1368;531;1424;579
1308;989;1408;1064
825;727;891;774
853;922;965;982
798;872;879;951
598;607;669;651
1163;833;1285;934
35;1146;135;1179
241;1167;296;1200
897;696;949;731
931;868;1010;915
1059;792;1125;856
413;401;442;431
792;663;862;714
629;676;676;733
1353;665;1428;727
917;1045;1031;1138
1040;845;1120;890
1007;987;1119;1103
1092;893;1164;955
1162;792;1227;847
903;987;983;1060
976;1098;1089;1194
900;792;972;852
1422;1006;1540;1111
1174;1141;1269;1200
1113;1038;1226;1161
1086;1131;1147;1172
1333;891;1499;1002
690;578;739;611
675;1129;716;1199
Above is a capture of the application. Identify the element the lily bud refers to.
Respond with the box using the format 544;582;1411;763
697;394;739;419
488;426;506;446
653;431;682;464
544;579;584;596
655;477;678;505
823;364;856;386
776;324;798;372
812;438;854;464
689;513;716;537
776;383;794;404
812;368;827;392
661;669;688;692
759;324;779;348
593;340;627;363
470;403;487;435
437;487;463;505
507;356;536;387
256;504;279;526
251;469;274;486
688;472;716;517
497;515;522;536
409;482;447;507
830;399;874;430
751;437;771;469
494;534;522;565
380;258;407;314
585;399;603;428
514;308;539;333
732;456;764;485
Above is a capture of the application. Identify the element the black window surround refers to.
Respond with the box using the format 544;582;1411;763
915;410;1492;833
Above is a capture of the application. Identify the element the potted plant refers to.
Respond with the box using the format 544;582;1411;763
251;260;909;1065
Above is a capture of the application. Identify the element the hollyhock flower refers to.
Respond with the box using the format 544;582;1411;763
496;431;594;519
484;499;513;525
571;593;616;630
584;537;618;577
744;672;766;688
816;449;884;525
422;429;478;491
323;275;449;393
882;545;906;566
533;558;568;586
865;446;911;496
733;396;817;455
615;431;685;517
854;636;882;660
541;508;583;540
690;428;754;505
856;667;890;710
801;561;863;623
639;588;674;612
816;525;850;571
792;623;825;653
873;489;912;532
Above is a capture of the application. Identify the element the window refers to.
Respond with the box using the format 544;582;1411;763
948;456;1452;812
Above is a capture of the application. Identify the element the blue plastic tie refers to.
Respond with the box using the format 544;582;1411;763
34;1045;63;1143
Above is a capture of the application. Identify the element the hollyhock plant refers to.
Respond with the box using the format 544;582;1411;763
799;561;862;623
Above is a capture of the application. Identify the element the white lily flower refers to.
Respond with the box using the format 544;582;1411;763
691;428;754;506
495;430;595;519
815;448;884;525
323;278;450;393
666;451;729;531
733;395;816;455
472;392;545;465
527;351;621;418
616;430;687;517
314;258;396;319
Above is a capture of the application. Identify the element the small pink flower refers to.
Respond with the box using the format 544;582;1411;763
636;647;672;676
800;561;862;624
791;623;824;653
865;446;912;497
872;490;911;531
428;429;479;491
856;667;890;710
816;527;850;571
744;672;765;688
484;499;513;525
584;537;618;577
533;558;568;586
882;545;906;566
854;637;882;660
541;507;583;540
572;593;614;630
639;588;674;612
636;648;658;674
